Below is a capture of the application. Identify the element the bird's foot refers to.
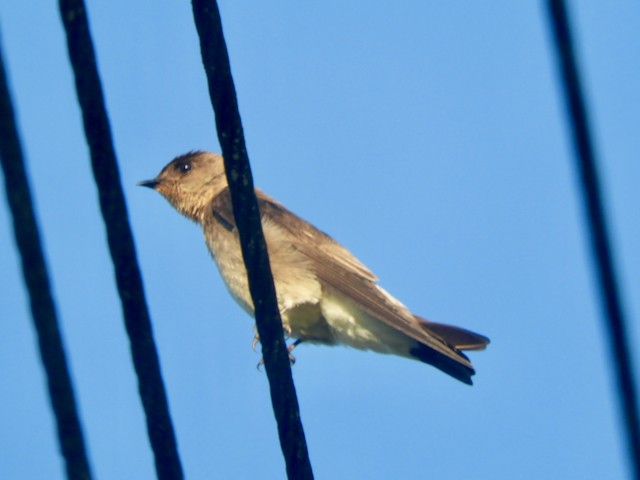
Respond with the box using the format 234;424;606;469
252;323;292;351
256;339;304;369
252;325;260;352
286;339;303;364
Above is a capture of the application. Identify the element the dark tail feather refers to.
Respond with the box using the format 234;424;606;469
418;320;490;351
410;344;475;385
410;315;490;385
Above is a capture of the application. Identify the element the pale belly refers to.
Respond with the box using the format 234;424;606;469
284;290;416;359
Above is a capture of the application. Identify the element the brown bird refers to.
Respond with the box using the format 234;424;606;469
140;151;489;384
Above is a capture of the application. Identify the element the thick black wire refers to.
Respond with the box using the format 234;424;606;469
190;1;314;479
0;43;93;480
545;1;640;478
57;2;184;479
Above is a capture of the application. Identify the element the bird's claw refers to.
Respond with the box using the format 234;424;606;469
252;323;292;352
255;339;303;369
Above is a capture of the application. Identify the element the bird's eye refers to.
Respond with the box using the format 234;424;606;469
177;161;192;174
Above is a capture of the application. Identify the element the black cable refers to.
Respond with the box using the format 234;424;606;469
56;2;184;479
545;1;640;478
0;42;93;480
190;1;314;479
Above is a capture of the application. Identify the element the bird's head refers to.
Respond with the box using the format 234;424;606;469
139;151;227;223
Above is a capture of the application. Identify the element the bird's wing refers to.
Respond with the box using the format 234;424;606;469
211;187;377;281
255;190;379;282
253;191;476;371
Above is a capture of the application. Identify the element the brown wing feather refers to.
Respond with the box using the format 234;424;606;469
211;188;376;280
255;190;378;282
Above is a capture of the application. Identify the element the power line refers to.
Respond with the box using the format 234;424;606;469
0;42;93;480
190;1;315;478
545;1;640;478
57;1;184;478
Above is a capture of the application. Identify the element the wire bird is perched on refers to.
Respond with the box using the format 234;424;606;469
140;151;489;384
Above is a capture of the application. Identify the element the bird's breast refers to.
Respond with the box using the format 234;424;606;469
202;212;323;319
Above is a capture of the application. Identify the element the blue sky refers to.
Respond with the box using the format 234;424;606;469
1;1;639;479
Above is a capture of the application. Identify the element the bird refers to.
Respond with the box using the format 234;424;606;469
139;151;489;384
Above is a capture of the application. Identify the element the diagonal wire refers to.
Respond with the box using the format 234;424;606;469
545;1;640;478
190;1;314;478
0;41;93;480
56;1;184;478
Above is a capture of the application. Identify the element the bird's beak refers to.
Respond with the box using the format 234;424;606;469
137;179;159;189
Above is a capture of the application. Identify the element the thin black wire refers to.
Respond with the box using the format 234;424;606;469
190;1;314;479
57;1;184;479
0;42;93;480
545;1;640;478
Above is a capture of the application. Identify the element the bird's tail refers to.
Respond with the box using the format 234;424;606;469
416;317;490;351
410;316;489;385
